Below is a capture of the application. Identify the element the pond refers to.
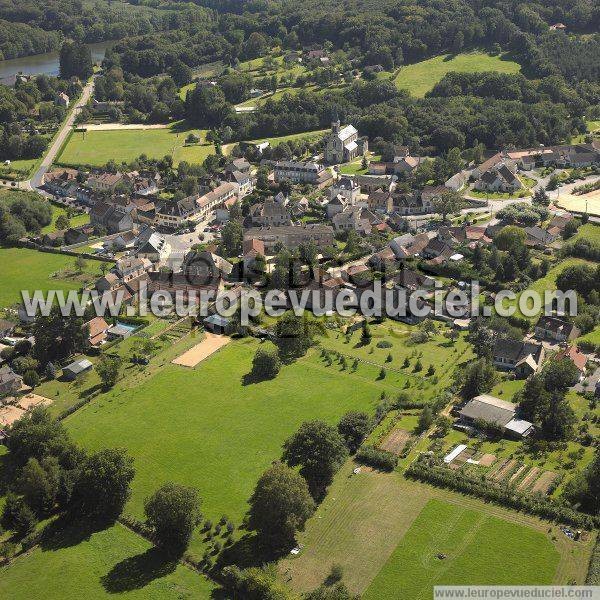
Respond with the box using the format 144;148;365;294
0;40;114;85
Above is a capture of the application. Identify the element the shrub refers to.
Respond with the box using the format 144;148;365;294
355;446;398;471
376;340;392;349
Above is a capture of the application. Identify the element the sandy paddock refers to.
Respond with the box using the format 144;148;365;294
17;393;53;410
0;405;25;426
172;333;230;368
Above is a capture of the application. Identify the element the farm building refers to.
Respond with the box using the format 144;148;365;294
62;359;93;381
203;315;234;335
459;394;533;439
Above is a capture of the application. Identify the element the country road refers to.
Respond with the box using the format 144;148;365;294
0;77;95;192
30;78;95;189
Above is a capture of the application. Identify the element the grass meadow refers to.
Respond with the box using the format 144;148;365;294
392;51;521;97
0;522;215;599
57;125;216;168
56;124;329;168
65;338;406;556
282;466;587;595
41;204;90;234
0;247;102;309
363;498;559;599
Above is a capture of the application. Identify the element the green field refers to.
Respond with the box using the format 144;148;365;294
363;499;559;599
573;222;600;244
0;247;102;309
65;339;402;556
56;123;330;168
0;522;215;599
393;51;521;97
57;125;217;168
42;204;90;234
319;322;475;401
249;128;328;147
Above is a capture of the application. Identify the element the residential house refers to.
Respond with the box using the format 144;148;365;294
244;224;334;252
323;119;368;164
90;201;134;234
332;206;372;235
43;168;78;195
547;213;573;237
84;317;110;347
136;230;171;265
326;194;348;219
0;365;22;398
86;172;124;193
155;196;199;230
253;196;292;227
459;394;533;439
105;231;137;252
95;272;121;293
182;250;233;284
524;226;558;248
555;345;587;380
390;232;431;259
534;316;579;343
367;189;393;213
273;160;332;186
421;238;454;260
330;177;360;204
226;170;253;197
394;266;435;293
64;227;90;246
492;339;545;378
475;163;522;193
243;238;266;275
55;92;69;107
354;174;393;194
197;182;237;219
115;257;152;283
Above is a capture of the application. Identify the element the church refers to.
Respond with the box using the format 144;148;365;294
323;118;368;164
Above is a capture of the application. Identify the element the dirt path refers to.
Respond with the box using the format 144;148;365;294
78;123;170;131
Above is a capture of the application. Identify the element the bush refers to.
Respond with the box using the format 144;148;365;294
355;446;398;471
376;340;392;349
586;536;600;584
250;343;281;380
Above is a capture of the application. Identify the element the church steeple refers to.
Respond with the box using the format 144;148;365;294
331;110;340;133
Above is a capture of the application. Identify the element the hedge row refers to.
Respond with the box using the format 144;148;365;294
586;535;600;585
355;446;398;471
406;459;598;530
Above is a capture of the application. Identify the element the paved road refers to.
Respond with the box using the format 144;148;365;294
0;78;94;192
30;78;95;189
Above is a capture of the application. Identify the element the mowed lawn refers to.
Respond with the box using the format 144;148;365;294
0;522;215;600
573;222;600;244
65;339;401;550
57;125;216;167
363;499;559;599
393;51;521;97
0;247;102;309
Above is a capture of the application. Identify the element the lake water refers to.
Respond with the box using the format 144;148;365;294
0;41;114;85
